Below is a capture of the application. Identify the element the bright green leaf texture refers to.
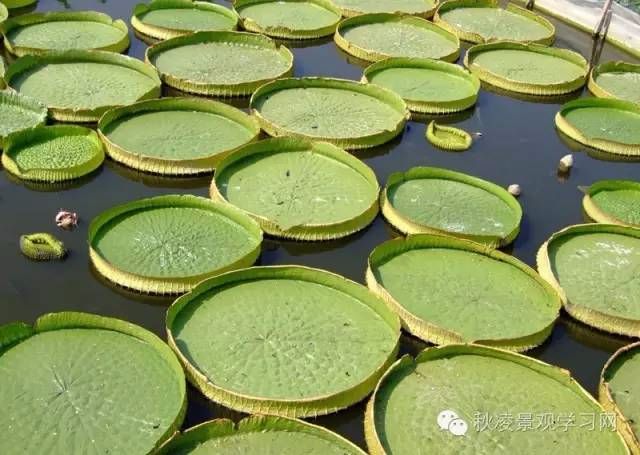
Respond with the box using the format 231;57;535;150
0;92;47;148
585;180;640;226
590;61;640;104
331;0;437;16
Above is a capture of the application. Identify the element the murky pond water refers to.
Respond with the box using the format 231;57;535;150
1;0;638;448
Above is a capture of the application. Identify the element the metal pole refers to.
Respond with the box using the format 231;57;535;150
590;1;614;70
526;0;535;10
593;0;614;38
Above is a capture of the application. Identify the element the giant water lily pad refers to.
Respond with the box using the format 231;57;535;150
5;50;161;122
0;312;186;455
0;92;47;149
89;195;263;294
98;98;260;175
582;180;640;227
2;125;104;182
211;137;379;240
381;167;522;246
331;0;438;18
367;235;561;350
538;224;640;337
146;31;293;96
434;0;554;44
556;98;640;157
590;62;640;105
157;415;366;454
2;11;129;57
362;57;479;114
600;342;640;453
335;13;460;63
132;0;238;40
366;345;628;454
167;266;400;417
251;77;409;149
234;0;341;39
464;41;588;96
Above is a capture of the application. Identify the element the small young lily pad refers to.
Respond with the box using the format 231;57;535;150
146;31;293;96
2;125;104;182
166;266;400;417
582;180;640;227
589;61;640;105
131;0;239;40
381;167;522;246
331;0;438;18
537;223;640;337
0;91;47;149
335;13;460;62
426;121;472;151
19;233;66;260
2;11;130;56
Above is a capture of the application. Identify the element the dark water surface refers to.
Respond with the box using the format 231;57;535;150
1;0;639;449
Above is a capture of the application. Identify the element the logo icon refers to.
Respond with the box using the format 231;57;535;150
437;410;468;436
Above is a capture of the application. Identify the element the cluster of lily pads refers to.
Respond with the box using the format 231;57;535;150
1;0;640;453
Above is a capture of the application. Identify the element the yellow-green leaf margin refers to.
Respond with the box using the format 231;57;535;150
0;3;8;25
582;180;640;227
537;223;640;337
1;11;130;56
166;265;401;418
1;0;36;10
98;97;260;175
589;61;640;103
426;121;472;151
464;41;588;96
88;194;263;295
333;0;440;19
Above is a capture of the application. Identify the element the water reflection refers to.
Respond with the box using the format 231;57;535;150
3;167;103;192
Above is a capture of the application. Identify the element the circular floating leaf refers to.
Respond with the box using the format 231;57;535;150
2;11;129;57
331;0;438;18
234;0;341;39
600;342;640;453
166;266;400;417
157;415;366;454
131;0;238;40
335;14;459;63
5;50;161;122
582;180;640;227
0;312;187;455
365;345;629;454
590;61;640;105
0;91;47;149
426;121;472;151
434;0;554;45
381;167;522;246
537;223;640;337
98;98;260;175
2;125;104;182
89;195;263;294
362;57;479;114
146;31;293;96
211;137;379;240
19;233;66;260
464;41;588;96
555;98;640;157
251;77;409;149
367;235;561;350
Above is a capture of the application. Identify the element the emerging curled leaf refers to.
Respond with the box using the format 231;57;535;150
19;233;66;261
426;121;472;151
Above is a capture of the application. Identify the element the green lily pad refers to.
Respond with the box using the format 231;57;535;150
590;61;640;105
5;50;161;122
146;31;293;96
2;125;104;182
157;415;366;454
434;0;554;44
89;194;263;295
426;121;472;151
362;58;480;114
0;312;186;455
538;224;640;337
211;137;379;240
132;0;238;40
464;41;588;95
2;0;37;8
555;98;640;157
2;11;129;57
98;98;260;175
335;13;460;62
19;233;66;261
234;0;341;39
0;3;7;24
600;342;640;453
582;180;640;227
367;234;561;350
167;266;400;417
366;345;628;454
0;91;47;149
331;0;438;18
381;167;522;246
251;77;409;149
